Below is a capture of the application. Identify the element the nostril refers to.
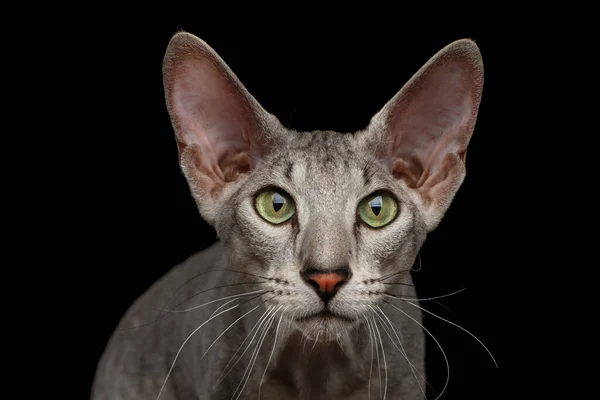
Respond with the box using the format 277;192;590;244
306;278;320;292
301;269;321;285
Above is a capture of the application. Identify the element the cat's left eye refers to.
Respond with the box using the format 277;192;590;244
357;192;398;228
254;189;296;225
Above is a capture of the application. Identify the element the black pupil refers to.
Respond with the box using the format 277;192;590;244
369;196;382;216
272;193;285;212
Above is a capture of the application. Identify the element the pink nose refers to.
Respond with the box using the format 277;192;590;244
307;272;346;293
301;268;350;302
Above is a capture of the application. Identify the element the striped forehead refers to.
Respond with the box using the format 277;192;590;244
276;132;359;188
259;133;385;219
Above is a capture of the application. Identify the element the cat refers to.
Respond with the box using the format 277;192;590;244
91;31;486;400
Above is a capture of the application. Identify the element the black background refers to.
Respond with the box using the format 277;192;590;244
71;15;542;400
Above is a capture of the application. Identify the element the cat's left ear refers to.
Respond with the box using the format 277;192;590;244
163;32;282;225
365;39;484;232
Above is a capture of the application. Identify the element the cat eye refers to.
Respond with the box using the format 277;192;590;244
357;192;398;228
254;189;296;225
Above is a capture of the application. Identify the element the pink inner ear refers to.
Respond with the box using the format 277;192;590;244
388;62;474;191
176;60;252;153
171;57;257;190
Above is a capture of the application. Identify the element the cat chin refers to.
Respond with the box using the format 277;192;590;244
294;314;357;342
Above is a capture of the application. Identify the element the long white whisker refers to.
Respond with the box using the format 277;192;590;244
155;304;239;400
219;305;276;385
376;306;430;393
209;298;240;318
228;305;277;397
234;307;278;400
365;318;374;400
200;302;264;361
385;288;466;302
371;305;427;399
154;289;267;313
258;307;285;399
365;315;381;400
285;309;296;338
403;300;498;367
372;315;388;400
385;302;450;400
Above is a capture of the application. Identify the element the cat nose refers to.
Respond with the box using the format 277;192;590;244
301;267;350;303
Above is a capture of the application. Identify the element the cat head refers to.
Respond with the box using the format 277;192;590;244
163;32;483;341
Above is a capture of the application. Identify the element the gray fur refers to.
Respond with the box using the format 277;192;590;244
91;32;483;399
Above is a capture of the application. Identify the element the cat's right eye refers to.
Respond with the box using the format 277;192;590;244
254;189;296;225
357;192;398;228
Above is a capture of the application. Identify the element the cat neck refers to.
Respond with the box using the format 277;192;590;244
270;329;370;397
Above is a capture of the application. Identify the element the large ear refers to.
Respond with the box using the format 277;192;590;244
163;32;282;225
365;39;484;232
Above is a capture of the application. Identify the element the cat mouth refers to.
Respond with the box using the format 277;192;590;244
296;309;355;323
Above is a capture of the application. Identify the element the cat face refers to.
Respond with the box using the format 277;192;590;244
213;130;427;340
163;32;483;341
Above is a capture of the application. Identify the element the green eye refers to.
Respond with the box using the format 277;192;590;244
357;192;398;228
255;189;296;224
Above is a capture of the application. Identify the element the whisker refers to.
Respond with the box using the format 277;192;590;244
229;306;276;399
152;289;269;314
376;305;433;394
286;309;296;341
366;317;374;400
233;306;278;400
178;268;269;280
382;282;417;286
372;315;388;400
161;268;269;309
370;305;429;398
375;269;412;283
385;287;467;302
402;300;498;367
380;282;415;287
155;303;240;400
200;295;278;363
428;300;454;314
209;298;240;318
259;308;285;399
218;303;278;385
365;316;382;400
232;290;275;309
164;281;267;311
119;282;266;330
363;317;374;400
210;290;274;322
384;300;450;400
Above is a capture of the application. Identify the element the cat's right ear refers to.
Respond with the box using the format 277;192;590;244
363;39;484;232
163;32;281;225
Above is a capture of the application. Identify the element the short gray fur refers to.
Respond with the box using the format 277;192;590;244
91;32;484;400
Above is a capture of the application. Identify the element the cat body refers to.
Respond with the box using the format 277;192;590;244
92;240;424;400
91;32;484;400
